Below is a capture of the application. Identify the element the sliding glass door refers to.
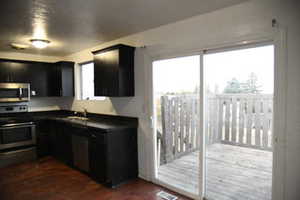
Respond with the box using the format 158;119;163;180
152;55;202;198
151;43;274;200
204;45;274;200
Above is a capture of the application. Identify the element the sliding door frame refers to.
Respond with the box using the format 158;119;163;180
148;30;287;200
150;52;204;200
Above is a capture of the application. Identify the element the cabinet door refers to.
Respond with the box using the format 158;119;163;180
28;63;50;97
0;60;11;82
89;132;107;182
0;60;30;83
51;122;61;159
60;62;74;97
94;50;119;96
61;124;73;165
10;62;30;83
94;53;107;96
47;62;74;97
118;47;135;96
52;122;73;165
48;66;62;96
36;120;51;158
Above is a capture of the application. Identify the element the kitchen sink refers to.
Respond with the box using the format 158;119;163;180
66;116;89;121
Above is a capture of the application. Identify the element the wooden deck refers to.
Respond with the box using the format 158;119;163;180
157;143;272;200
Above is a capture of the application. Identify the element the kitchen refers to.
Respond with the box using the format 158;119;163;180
0;47;140;194
0;1;299;200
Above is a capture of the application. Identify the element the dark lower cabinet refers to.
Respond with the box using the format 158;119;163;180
104;128;138;187
89;131;107;183
36;119;138;188
71;126;138;187
38;120;73;165
52;121;73;165
36;120;52;158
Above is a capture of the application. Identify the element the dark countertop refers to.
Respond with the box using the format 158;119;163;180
0;110;138;132
52;116;137;132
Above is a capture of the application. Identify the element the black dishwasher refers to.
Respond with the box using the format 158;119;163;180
72;132;90;172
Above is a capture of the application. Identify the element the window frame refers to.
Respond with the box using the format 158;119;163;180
79;61;106;101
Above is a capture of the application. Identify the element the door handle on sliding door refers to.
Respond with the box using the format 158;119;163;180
150;116;154;128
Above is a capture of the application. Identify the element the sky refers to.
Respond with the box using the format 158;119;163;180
153;55;200;94
153;45;274;95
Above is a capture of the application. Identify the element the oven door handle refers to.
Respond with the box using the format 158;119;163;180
0;124;35;130
0;147;36;156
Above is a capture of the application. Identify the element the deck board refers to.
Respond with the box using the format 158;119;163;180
157;143;272;200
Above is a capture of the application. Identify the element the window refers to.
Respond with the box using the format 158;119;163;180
80;62;105;100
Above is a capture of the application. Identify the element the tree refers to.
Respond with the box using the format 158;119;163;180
223;73;262;94
241;72;262;94
223;78;242;93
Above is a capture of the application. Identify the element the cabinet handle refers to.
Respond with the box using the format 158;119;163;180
91;134;96;138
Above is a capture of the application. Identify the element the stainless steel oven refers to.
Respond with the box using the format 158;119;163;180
0;122;36;150
0;105;36;168
0;83;30;103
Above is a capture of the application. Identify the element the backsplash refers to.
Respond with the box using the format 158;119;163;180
28;97;74;112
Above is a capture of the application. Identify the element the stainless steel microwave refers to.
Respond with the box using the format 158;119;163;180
0;83;30;103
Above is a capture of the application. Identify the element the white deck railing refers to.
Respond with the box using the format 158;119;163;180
158;94;273;164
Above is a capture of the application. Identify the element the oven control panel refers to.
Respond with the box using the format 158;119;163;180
0;105;28;113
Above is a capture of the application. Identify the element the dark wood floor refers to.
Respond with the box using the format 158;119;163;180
0;157;190;200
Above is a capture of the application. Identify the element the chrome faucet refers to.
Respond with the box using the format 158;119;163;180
82;108;88;118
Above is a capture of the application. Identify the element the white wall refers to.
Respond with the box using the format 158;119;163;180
63;0;300;199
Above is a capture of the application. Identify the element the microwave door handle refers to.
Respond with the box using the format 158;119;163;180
19;88;22;99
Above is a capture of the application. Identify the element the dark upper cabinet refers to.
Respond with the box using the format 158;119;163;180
0;60;12;82
48;61;75;97
92;44;135;97
0;59;30;83
0;59;49;97
29;63;52;97
0;59;74;97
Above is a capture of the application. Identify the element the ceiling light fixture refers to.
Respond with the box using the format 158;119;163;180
10;43;29;50
30;39;50;49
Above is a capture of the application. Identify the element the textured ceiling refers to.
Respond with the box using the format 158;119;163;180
0;0;247;56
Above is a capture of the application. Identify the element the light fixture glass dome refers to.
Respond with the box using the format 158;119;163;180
30;39;50;49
